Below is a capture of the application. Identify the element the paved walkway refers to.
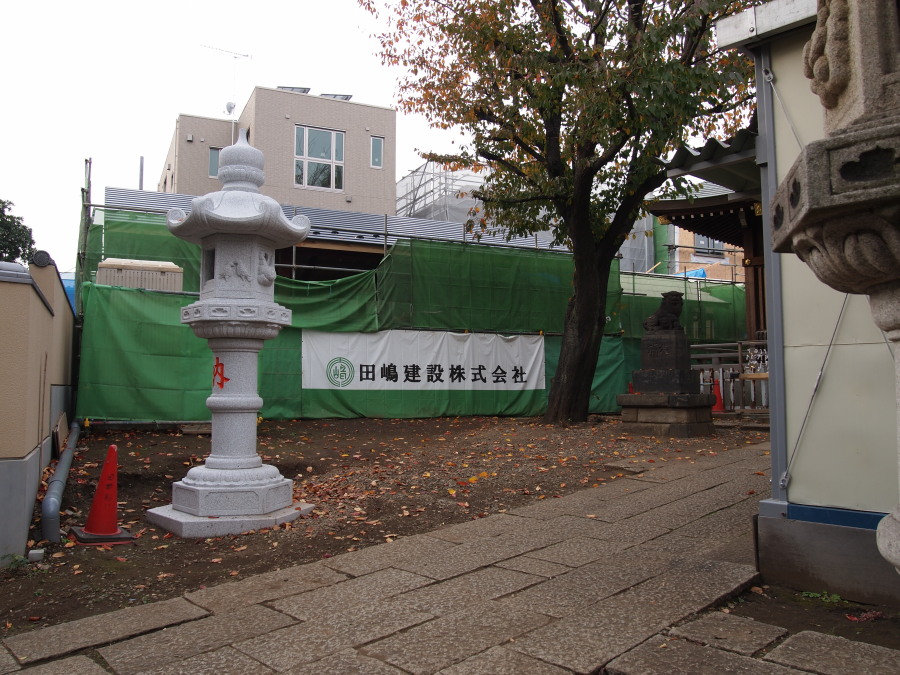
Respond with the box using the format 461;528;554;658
4;441;900;674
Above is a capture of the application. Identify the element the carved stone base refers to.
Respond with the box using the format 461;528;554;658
146;502;313;538
170;467;294;517
617;393;716;437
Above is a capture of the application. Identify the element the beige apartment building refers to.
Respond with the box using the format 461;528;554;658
158;86;397;215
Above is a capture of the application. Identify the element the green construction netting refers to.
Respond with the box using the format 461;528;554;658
75;212;745;421
75;279;627;421
77;283;211;421
614;274;745;342
85;210;202;292
375;239;621;334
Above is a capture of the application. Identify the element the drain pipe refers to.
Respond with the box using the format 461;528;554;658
41;422;82;543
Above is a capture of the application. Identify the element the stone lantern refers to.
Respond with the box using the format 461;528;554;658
147;129;313;537
769;0;900;572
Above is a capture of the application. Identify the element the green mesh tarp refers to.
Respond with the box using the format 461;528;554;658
76;278;627;421
85;210;202;292
77;283;211;421
614;274;746;341
376;239;620;334
275;273;378;332
76;213;744;421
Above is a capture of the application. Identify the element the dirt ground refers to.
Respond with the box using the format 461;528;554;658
2;415;898;651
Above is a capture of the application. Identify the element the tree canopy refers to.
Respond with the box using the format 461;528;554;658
362;0;756;422
0;200;36;265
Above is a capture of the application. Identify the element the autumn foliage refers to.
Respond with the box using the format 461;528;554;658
361;0;756;422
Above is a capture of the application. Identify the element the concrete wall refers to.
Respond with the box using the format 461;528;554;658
0;261;74;564
159;87;397;216
771;31;897;514
157;115;234;197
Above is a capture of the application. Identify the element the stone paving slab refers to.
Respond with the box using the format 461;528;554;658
427;513;529;543
606;636;805;674
271;567;433;620
0;647;18;674
635;531;721;561
2;597;209;664
623;459;708;482
509;560;758;673
361;601;553;674
19;656;109;674
435;646;570;674
285;648;408;674
636;481;758;531
393;531;550;580
501;548;673;618
233;600;433;671
584;471;742;523
538;514;616;540
494;554;572;578
321;533;455;577
184;561;347;613
669;612;787;655
670;495;763;541
507;478;653;519
136;646;275;674
763;631;900;674
524;535;626;567
97;604;295;675
394;566;542;616
594;516;672;547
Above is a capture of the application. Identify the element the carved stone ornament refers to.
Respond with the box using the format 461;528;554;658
789;207;900;297
803;0;851;109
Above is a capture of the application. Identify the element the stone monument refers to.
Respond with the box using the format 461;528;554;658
616;291;716;437
147;129;314;537
768;0;900;572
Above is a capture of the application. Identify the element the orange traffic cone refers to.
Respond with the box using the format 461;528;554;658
70;445;133;545
712;379;726;412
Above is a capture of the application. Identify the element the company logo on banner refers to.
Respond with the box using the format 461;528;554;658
303;330;545;391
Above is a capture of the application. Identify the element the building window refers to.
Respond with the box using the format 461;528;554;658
209;148;222;178
370;136;384;169
694;233;724;257
294;126;344;190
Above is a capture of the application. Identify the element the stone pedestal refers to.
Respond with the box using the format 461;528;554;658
147;130;314;538
618;322;715;437
617;392;717;437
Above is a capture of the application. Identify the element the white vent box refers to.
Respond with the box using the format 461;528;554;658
96;258;184;291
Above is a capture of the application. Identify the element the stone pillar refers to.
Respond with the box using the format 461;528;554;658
769;0;900;571
147;130;314;537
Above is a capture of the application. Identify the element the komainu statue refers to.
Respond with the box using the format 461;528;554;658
642;291;684;332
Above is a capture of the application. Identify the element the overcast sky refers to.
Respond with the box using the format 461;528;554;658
2;0;458;271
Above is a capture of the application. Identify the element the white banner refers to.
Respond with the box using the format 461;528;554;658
302;330;545;391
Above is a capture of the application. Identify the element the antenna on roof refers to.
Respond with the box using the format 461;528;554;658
201;44;251;145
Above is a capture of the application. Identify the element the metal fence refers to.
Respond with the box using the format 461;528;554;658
691;340;769;413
